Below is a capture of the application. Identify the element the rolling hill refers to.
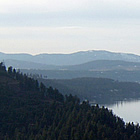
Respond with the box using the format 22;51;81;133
21;68;140;83
39;77;140;104
62;60;140;71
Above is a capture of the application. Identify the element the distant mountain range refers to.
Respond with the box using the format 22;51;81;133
1;50;140;69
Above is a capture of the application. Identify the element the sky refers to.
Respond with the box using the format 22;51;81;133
0;0;140;55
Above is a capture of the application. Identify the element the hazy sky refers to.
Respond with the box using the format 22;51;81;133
0;0;140;55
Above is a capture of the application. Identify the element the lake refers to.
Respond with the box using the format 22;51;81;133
105;99;140;124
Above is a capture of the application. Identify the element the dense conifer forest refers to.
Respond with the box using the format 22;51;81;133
1;62;140;140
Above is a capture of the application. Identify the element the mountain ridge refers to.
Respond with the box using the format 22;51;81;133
1;50;140;67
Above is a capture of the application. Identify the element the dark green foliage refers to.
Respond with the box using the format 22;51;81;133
1;64;140;139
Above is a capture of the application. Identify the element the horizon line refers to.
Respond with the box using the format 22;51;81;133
0;49;139;56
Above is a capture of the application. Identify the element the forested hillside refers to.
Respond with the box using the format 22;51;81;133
40;77;140;104
1;63;140;140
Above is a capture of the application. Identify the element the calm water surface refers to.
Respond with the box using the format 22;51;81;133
105;99;140;124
